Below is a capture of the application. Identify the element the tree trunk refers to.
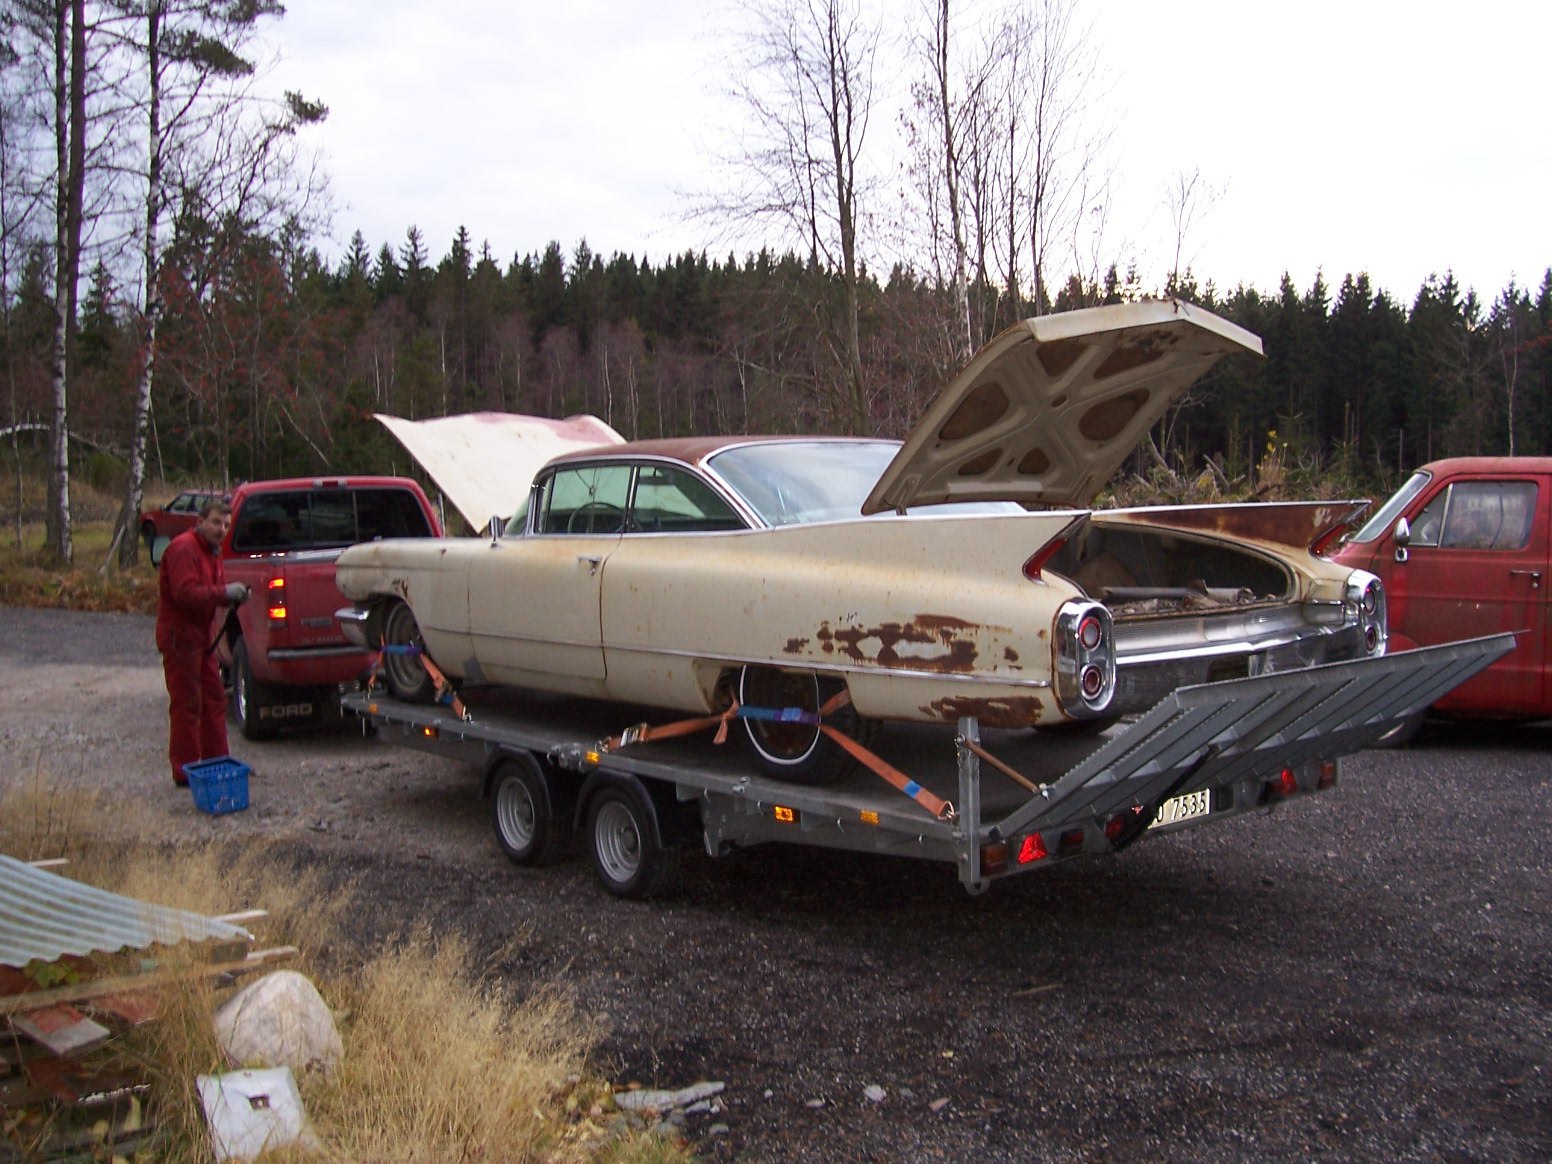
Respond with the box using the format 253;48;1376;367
118;0;164;570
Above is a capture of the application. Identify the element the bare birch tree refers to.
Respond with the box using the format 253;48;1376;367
707;0;879;433
108;0;326;568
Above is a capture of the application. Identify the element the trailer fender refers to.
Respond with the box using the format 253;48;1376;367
576;771;696;850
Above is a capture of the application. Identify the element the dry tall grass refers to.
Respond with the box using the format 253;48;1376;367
0;777;695;1163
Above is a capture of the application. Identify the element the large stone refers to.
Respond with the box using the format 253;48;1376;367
212;970;342;1075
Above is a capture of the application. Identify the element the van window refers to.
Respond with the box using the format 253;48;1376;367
1411;480;1537;551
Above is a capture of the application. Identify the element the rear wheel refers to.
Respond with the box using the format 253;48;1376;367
737;666;873;786
586;782;680;899
489;754;572;866
380;601;437;703
232;638;278;741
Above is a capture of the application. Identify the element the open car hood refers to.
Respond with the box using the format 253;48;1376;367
376;411;624;532
862;299;1263;514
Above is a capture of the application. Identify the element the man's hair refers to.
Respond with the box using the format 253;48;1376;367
199;498;233;519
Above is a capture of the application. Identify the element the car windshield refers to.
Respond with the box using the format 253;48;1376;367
708;440;1021;527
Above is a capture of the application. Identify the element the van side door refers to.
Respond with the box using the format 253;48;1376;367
1393;473;1548;714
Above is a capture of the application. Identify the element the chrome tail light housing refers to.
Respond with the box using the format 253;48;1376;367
1054;600;1116;717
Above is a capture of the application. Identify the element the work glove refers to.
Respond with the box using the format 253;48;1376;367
225;582;251;604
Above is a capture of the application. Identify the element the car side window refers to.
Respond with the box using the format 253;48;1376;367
539;465;632;534
629;466;745;533
1415;480;1537;551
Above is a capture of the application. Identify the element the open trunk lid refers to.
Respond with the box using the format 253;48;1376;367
864;299;1262;514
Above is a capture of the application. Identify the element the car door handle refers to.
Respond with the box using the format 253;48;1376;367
1508;569;1542;588
578;555;603;574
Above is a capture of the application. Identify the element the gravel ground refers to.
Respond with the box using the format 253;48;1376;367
2;606;1549;1161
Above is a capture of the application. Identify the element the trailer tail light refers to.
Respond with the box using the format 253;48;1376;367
1016;833;1048;864
980;842;1009;877
1261;766;1300;804
266;576;287;623
1317;760;1339;789
1057;829;1085;856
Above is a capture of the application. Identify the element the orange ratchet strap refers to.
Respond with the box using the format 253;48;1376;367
598;689;955;823
365;647;469;722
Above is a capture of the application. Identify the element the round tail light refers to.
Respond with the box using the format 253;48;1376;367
1081;665;1104;699
1079;616;1103;650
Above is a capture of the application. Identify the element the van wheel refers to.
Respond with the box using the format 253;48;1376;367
736;666;873;786
233;638;278;741
490;755;572;866
380;601;437;703
586;782;680;899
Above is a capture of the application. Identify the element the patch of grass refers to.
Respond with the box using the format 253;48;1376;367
0;778;697;1163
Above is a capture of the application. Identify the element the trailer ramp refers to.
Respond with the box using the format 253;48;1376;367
988;632;1515;842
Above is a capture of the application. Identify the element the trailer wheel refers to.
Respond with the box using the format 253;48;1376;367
232;638;278;741
489;755;572;866
381;601;437;703
586;783;680;899
737;666;871;786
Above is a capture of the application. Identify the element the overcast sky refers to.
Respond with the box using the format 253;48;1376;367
272;0;1549;304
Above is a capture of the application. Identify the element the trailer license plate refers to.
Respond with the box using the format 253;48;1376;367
1150;788;1213;828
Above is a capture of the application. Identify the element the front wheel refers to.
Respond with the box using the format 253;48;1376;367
380;601;437;703
737;666;873;786
232;638;278;741
489;755;572;866
585;782;680;900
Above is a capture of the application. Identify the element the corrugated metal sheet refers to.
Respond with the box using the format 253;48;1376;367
0;854;251;969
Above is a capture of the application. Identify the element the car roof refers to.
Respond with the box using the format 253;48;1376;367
544;435;885;471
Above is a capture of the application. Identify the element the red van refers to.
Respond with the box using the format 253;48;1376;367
1334;457;1551;729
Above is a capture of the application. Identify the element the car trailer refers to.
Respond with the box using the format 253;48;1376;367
340;634;1511;899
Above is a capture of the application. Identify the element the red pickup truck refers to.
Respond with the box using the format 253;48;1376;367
1334;457;1551;733
216;476;442;738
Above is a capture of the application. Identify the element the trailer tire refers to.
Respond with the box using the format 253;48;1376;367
737;666;872;786
586;782;680;900
381;601;437;703
232;638;279;741
489;754;572;866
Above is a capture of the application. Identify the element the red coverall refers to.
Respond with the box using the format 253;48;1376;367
156;528;234;785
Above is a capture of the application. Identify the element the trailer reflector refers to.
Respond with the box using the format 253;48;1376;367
1017;833;1048;864
420;725;438;740
773;805;796;824
860;810;879;825
1318;760;1338;789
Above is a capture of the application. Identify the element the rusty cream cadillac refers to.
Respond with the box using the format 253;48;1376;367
335;299;1386;783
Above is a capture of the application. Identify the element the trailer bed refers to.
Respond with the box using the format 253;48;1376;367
341;632;1513;896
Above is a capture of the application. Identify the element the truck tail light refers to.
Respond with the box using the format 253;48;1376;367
266;576;287;623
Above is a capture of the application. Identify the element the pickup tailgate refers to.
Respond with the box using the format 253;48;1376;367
271;550;356;648
991;632;1516;840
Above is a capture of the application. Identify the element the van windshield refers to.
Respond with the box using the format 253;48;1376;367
1349;471;1432;543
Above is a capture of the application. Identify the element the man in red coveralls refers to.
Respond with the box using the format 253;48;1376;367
155;498;249;785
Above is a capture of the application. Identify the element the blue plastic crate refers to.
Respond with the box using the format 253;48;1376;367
183;756;251;815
